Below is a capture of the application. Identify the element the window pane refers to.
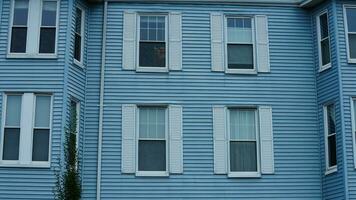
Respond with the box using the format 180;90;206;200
228;44;254;69
321;38;330;66
139;107;165;139
319;13;329;39
35;96;51;128
74;34;82;61
13;0;29;26
41;1;57;26
75;8;82;34
139;42;166;67
230;141;257;172
230;109;256;140
349;34;356;59
346;8;356;32
328;134;337;167
5;95;22;127
138;140;166;171
32;129;50;161
327;104;335;135
39;28;56;53
228;28;252;43
140;16;165;41
2;128;20;160
10;27;27;53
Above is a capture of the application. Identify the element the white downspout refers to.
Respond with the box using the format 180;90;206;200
97;1;107;199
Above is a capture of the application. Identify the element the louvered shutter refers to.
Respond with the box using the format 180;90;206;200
169;105;183;173
169;12;182;71
121;104;136;173
213;106;227;174
259;106;274;174
122;11;137;70
211;13;224;72
255;15;270;73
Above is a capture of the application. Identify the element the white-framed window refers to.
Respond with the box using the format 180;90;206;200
344;6;356;63
324;103;337;174
225;16;256;74
70;99;80;149
136;106;168;176
351;98;356;168
137;14;168;72
74;6;85;66
8;0;59;58
0;93;52;167
228;108;260;177
316;10;331;71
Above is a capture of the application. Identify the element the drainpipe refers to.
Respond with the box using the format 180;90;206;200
97;1;107;199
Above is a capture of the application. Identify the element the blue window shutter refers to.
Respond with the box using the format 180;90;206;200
211;13;224;72
256;15;270;73
169;105;183;173
213;106;227;174
121;104;136;173
169;12;182;71
122;11;136;70
259;106;274;174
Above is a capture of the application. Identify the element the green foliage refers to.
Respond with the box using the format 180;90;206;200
53;102;81;200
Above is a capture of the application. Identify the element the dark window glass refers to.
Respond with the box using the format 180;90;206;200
74;34;82;61
32;129;50;161
321;39;330;66
75;8;82;33
2;128;20;160
349;34;356;59
139;42;165;67
10;27;27;53
138;140;166;171
228;44;254;69
328;134;337;167
39;28;56;53
319;13;329;39
230;141;257;172
41;1;57;27
327;105;335;134
346;8;356;32
13;0;29;26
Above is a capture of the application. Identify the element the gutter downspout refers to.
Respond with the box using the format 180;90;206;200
97;1;107;199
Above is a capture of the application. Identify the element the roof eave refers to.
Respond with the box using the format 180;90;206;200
300;0;326;8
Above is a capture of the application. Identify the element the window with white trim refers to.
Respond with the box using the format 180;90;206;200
317;11;331;70
9;0;58;56
226;17;255;73
138;15;167;70
1;93;52;167
345;7;356;62
324;104;337;173
228;108;260;176
74;7;85;64
137;106;167;173
70;99;80;149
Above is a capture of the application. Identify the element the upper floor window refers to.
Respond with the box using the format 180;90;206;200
317;11;331;70
74;7;85;65
138;15;167;70
9;0;58;57
324;103;337;174
226;17;255;73
345;7;356;63
1;93;52;167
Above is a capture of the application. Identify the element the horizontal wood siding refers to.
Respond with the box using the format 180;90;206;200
82;2;322;199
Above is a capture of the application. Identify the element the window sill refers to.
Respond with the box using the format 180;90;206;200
348;59;356;64
135;171;169;177
325;166;337;175
228;172;261;178
225;69;257;75
74;59;85;69
0;161;50;168
7;53;57;59
136;67;169;73
319;63;331;72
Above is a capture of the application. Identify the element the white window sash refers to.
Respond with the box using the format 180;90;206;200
74;5;85;66
136;14;169;72
224;16;256;74
8;0;59;58
344;5;356;63
316;10;331;71
227;108;261;178
323;104;337;174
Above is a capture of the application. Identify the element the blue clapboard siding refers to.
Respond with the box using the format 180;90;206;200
0;0;72;199
81;2;322;199
335;0;356;199
312;1;346;199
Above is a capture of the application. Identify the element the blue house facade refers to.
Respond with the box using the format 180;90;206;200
0;0;356;199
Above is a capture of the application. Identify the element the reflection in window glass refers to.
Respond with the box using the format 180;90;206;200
10;0;29;53
346;8;356;59
74;8;83;62
39;1;57;54
325;104;337;168
318;12;330;67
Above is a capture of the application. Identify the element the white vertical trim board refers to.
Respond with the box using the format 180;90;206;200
211;13;224;72
343;5;356;63
169;105;183;174
213;106;227;174
351;98;356;168
169;12;182;71
121;104;137;173
255;15;270;73
122;11;137;70
259;106;274;174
